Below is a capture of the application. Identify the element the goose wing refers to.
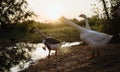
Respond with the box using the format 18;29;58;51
43;37;61;50
44;37;61;44
87;30;112;43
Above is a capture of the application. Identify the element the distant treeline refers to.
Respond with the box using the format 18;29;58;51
0;15;105;43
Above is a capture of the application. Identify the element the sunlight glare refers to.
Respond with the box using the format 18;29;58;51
28;0;96;22
44;3;64;21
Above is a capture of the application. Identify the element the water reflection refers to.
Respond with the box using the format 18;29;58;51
10;41;81;72
31;43;49;61
62;41;81;47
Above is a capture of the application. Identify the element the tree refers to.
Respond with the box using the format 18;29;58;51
101;0;110;21
110;0;120;43
109;0;120;7
0;0;35;71
0;42;34;72
92;0;120;42
0;0;34;28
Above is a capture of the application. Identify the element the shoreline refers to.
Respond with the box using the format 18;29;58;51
20;44;120;72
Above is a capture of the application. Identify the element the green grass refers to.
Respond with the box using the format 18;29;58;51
0;19;103;43
40;27;80;42
22;21;81;42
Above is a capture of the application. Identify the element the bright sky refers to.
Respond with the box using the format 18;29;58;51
28;0;97;22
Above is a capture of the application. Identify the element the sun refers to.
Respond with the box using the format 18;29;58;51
44;4;64;21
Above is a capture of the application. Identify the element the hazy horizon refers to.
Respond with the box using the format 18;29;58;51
28;0;100;22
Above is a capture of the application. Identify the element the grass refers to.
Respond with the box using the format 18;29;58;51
0;21;81;44
41;27;80;42
25;21;81;42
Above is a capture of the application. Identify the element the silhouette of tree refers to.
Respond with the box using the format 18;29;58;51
101;0;110;21
110;0;120;43
97;0;120;42
0;42;34;72
0;0;35;28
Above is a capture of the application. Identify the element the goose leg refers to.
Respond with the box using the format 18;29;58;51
97;48;100;57
92;49;95;58
55;50;58;65
55;50;58;71
55;50;57;58
48;50;51;59
47;50;51;71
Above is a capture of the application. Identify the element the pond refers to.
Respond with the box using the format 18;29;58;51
10;41;81;72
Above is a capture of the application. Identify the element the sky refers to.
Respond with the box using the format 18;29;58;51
27;0;97;22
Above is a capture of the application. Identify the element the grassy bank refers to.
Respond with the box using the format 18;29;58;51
0;21;81;44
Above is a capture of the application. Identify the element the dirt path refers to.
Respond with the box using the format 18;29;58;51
20;44;120;72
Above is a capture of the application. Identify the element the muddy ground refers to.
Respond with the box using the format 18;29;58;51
20;44;120;72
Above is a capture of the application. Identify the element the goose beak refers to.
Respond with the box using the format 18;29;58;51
79;14;86;18
42;47;46;51
78;15;81;17
79;14;83;17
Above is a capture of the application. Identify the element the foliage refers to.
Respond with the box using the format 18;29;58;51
0;0;35;28
1;0;117;71
110;0;120;7
0;42;35;72
109;1;120;42
71;15;104;32
0;15;108;71
93;0;120;43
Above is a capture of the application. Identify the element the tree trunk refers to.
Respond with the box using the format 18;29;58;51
102;0;110;21
101;0;111;35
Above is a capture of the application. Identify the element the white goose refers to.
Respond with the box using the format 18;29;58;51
60;17;113;58
33;28;62;59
